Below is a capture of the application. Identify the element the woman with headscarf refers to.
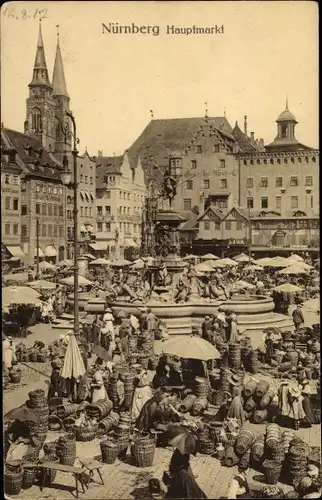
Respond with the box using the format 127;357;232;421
299;377;315;427
229;314;240;344
91;365;108;403
287;380;306;430
153;364;170;389
164;448;207;499
131;369;153;422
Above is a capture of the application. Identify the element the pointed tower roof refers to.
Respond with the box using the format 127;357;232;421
52;31;69;98
277;97;297;123
29;21;52;87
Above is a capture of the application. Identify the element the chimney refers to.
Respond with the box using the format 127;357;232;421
250;132;255;141
244;115;248;136
259;138;264;149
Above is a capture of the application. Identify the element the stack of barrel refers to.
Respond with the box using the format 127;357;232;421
26;389;49;445
107;373;120;408
242;379;276;424
98;411;120;433
228;343;242;370
4;460;23;496
199;427;214;455
86;399;113;421
284;438;310;485
121;371;135;410
56;402;79;430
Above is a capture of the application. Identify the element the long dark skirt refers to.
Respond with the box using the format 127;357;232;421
302;395;315;425
166;466;207;499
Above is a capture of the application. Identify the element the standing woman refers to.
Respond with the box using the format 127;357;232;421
164;449;207;499
300;377;315;427
47;359;64;400
288;380;306;430
91;365;108;403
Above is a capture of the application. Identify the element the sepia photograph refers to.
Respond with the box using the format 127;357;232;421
1;1;320;499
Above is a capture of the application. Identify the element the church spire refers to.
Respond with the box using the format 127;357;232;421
29;20;52;87
52;27;69;98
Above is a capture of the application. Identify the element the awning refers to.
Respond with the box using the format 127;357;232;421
45;245;57;257
89;242;107;251
124;238;138;248
86;225;93;233
90;193;94;202
85;192;90;202
80;225;87;232
6;246;25;258
80;190;85;199
33;247;45;258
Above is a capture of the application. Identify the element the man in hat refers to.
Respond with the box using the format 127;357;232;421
292;304;305;331
201;316;212;343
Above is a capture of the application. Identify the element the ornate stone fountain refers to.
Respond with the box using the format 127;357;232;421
110;171;293;335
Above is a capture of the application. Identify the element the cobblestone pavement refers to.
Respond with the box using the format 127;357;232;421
12;420;321;500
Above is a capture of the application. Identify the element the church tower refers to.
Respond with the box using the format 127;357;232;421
52;28;72;157
24;21;56;152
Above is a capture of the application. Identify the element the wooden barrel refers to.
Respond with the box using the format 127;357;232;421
9;369;22;384
4;464;23;496
98;412;120;432
251;436;265;466
57;403;78;419
244;397;256;412
285;350;299;365
133;436;156;467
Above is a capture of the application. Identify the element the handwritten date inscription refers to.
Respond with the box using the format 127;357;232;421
2;7;50;21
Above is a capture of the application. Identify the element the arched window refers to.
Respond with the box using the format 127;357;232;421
31;108;42;132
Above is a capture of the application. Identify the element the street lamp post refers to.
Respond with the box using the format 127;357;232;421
247;190;252;262
60;111;80;336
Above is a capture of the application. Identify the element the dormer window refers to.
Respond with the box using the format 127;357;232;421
196;145;202;154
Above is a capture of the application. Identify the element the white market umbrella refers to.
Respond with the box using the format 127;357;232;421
273;284;304;293
194;262;216;273
61;333;86;379
39;261;56;270
2;286;41;308
160;335;220;361
182;254;198;261
89;258;111;266
28;280;57;291
60;275;93;286
131;259;145;270
110;258;132;267
214;258;238;267
57;259;73;267
288;254;304;263
278;265;309;275
284;258;313;270
202;259;219;268
200;253;219;261
255;257;274;266
82;253;96;260
244;264;264;271
234;254;253;263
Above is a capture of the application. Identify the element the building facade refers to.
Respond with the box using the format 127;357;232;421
1;143;23;262
1;126;66;265
95;152;146;258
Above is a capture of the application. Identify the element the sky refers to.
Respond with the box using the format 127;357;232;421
1;1;319;156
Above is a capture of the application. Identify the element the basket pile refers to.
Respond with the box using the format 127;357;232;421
27;390;49;445
56;433;76;466
242;380;275;424
132;435;156;467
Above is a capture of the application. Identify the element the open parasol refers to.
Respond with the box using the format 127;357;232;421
82;253;96;260
194;262;216;273
4;406;40;424
215;258;238;267
200;253;219;260
60;275;93;286
169;432;198;455
57;259;73;267
92;345;110;361
28;279;57;291
2;286;41;308
110;258;132;267
244;264;264;271
278;265;308;275
89;258;111;265
160;335;220;361
61;333;86;379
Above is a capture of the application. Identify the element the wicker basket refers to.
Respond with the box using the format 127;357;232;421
4;466;23;496
255;380;270;398
223;445;239;467
100;439;119;464
252;409;268;424
74;424;98;442
64;417;76;431
133;437;156;467
48;415;63;431
251;437;265;465
263;460;282;485
9;369;22;384
243;379;257;398
22;467;37;490
235;429;255;455
244;397;256;412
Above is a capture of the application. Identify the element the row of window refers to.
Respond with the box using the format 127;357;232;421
247;196;314;210
96;222;141;233
3;174;19;185
186;179;227;190
243;156;316;166
80;175;94;184
194;145;224;155
6;224;64;237
97;206;111;215
190;159;226;169
35;204;64;216
246;176;314;188
203;220;244;231
36;184;63;195
80;207;93;217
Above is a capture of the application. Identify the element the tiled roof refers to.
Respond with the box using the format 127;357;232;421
197;205;225;222
265;138;313;152
3;128;62;180
232;123;258;153
127;117;233;171
96;156;123;188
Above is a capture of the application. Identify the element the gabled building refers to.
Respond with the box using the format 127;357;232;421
94;151;146;258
